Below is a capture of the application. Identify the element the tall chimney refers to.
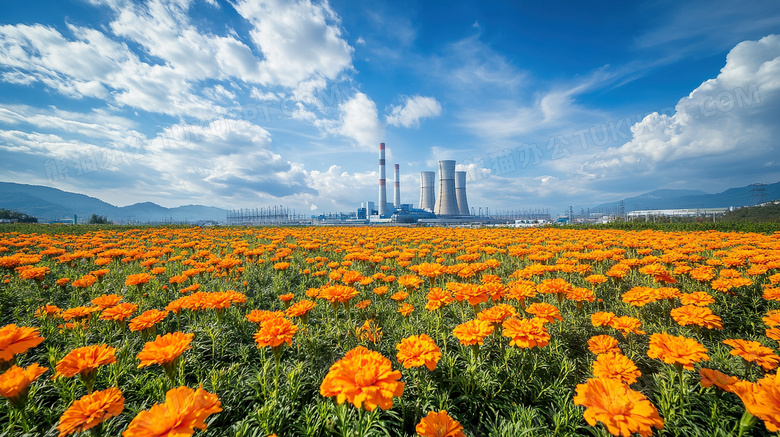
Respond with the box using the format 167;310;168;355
455;171;470;216
394;164;401;209
378;143;387;218
420;171;435;212
434;160;458;216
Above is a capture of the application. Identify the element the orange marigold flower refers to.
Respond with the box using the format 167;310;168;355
58;387;124;437
35;304;62;318
56;278;71;287
398;275;424;290
55;344;117;386
698;368;738;391
608;316;646;337
320;346;404;411
767;327;780;342
286;300;317;320
731;372;780;432
477;303;517;325
415;410;465;437
501;317;550;349
246;309;285;326
588;335;621;355
100;303;138;322
574;377;663;437
372;286;389;296
354;300;371;310
129;309;169;332
355;320;383;343
723;339;780;371
125;273;152;286
72;274;97;288
91;294;123;310
273;262;290;271
253;317;298;348
584;274;608;285
452;319;494;346
621;286;658;307
670;305;722;330
18;266;50;281
390;291;409;302
398;303;415;317
679;291;715;306
0;363;47;405
505;281;537;303
414;263;445;280
279;293;295;303
592;352;641;385
525;302;562;324
425;287;454;311
396;334;442;371
0;324;45;362
764;310;780;327
137;332;194;369
122;385;221;437
647;333;709;370
591;312;616;328
61;305;100;322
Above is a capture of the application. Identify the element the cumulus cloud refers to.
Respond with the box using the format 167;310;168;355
579;34;780;186
232;0;353;90
318;92;383;151
386;95;442;127
0;0;355;119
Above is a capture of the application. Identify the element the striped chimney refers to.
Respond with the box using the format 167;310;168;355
378;143;387;218
394;164;401;209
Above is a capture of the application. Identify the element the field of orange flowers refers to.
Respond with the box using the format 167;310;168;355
1;225;780;436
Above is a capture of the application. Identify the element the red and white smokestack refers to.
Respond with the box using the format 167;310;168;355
378;143;387;218
394;164;400;209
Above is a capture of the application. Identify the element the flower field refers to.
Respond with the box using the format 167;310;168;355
2;225;780;436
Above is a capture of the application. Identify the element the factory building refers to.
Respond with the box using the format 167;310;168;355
368;143;472;223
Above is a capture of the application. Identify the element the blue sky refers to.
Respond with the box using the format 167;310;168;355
1;0;779;216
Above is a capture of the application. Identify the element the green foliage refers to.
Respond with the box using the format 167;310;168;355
0;208;38;223
723;202;780;223
87;214;110;224
0;225;778;436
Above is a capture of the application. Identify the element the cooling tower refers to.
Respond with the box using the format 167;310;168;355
394;164;401;209
434;160;459;216
378;143;387;218
419;171;435;212
455;171;470;216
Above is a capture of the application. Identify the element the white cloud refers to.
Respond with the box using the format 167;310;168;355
232;0;354;90
318;92;383;151
0;0;355;120
386;95;442;128
304;165;377;209
579;34;780;184
146;119;314;198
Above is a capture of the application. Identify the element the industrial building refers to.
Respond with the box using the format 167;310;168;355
367;142;474;224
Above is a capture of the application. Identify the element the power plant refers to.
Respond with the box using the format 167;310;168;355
455;171;469;215
419;171;436;212
434;160;459;216
363;143;475;222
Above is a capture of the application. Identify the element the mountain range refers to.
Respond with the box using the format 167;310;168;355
0;182;225;223
2;180;779;223
592;181;780;213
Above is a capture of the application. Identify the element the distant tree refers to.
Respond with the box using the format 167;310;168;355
88;214;110;224
0;208;38;223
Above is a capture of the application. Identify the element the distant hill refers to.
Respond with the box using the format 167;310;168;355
593;182;780;213
0;182;226;223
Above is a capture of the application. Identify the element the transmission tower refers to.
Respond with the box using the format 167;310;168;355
751;183;767;206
